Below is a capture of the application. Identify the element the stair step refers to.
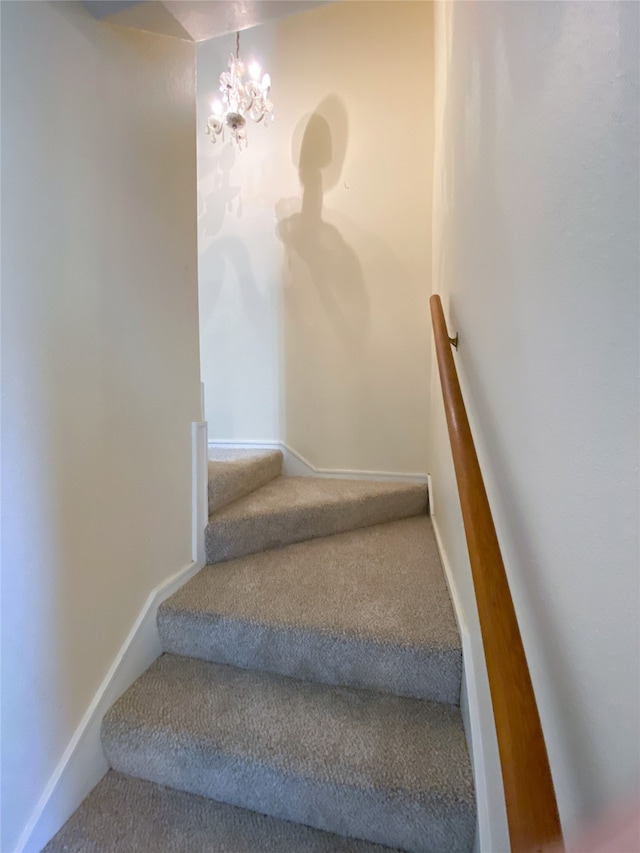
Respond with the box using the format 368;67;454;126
102;655;475;853
208;447;283;514
206;477;428;564
43;771;398;853
160;518;461;703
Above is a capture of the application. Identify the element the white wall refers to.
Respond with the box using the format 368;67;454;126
197;1;433;475
430;0;639;843
0;3;201;849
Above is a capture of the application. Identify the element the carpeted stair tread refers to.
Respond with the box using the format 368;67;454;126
43;771;398;853
208;448;283;514
160;517;461;703
101;655;475;853
206;476;428;563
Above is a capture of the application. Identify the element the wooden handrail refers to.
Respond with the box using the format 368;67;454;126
430;294;563;853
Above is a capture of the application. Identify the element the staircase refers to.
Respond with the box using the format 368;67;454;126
44;449;476;853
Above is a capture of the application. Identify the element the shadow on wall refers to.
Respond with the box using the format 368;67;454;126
198;142;261;318
199;142;242;234
276;96;368;344
275;96;373;465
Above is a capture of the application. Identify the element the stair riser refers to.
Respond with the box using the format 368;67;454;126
44;772;397;853
101;721;473;853
208;453;282;514
158;610;462;704
206;491;428;564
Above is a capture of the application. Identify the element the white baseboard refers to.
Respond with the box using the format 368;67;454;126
17;422;208;853
192;422;208;565
207;439;429;484
429;486;510;853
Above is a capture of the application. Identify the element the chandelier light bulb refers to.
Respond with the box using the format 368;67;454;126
205;32;274;151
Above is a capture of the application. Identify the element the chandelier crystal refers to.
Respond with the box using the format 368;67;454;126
206;32;274;150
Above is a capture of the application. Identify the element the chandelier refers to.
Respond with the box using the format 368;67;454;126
206;32;274;150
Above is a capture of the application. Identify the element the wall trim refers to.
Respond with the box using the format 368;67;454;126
208;439;429;484
17;422;208;853
428;484;509;853
192;421;208;565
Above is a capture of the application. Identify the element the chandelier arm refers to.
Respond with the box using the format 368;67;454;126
236;31;240;60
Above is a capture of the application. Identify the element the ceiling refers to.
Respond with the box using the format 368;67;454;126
82;1;329;42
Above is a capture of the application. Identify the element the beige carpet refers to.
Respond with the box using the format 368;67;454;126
43;771;401;852
45;452;475;852
161;517;462;702
102;655;475;853
208;448;282;514
206;476;429;563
